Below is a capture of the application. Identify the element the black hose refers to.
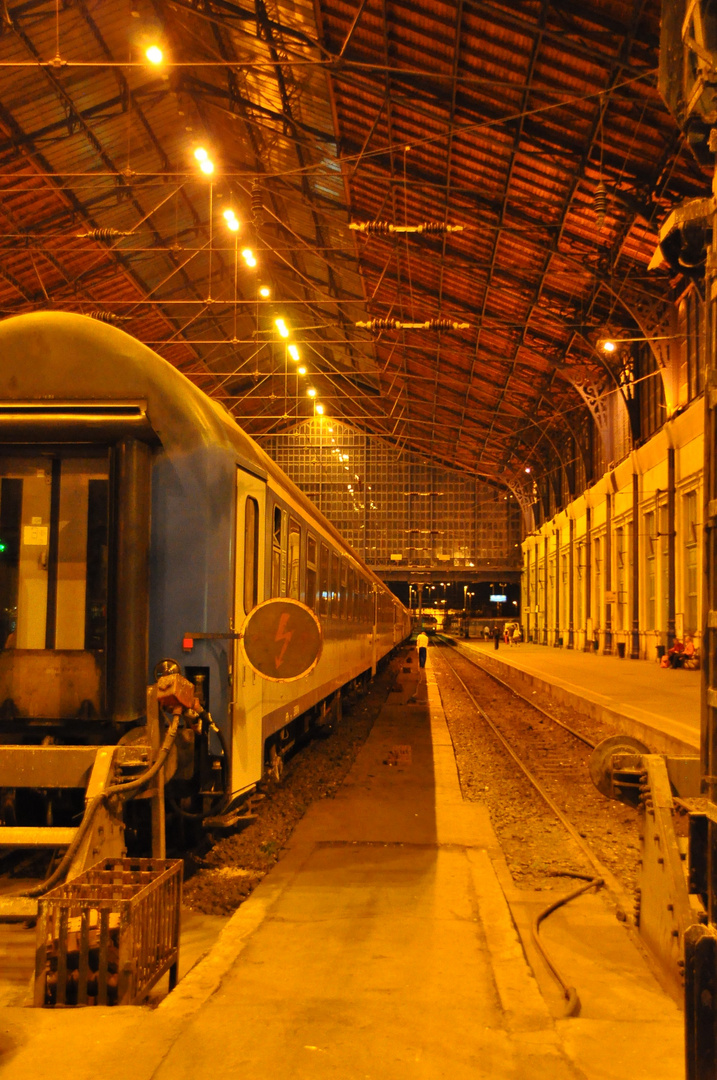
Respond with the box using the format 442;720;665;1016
106;714;180;795
530;874;603;1018
25;795;106;898
24;715;181;898
167;712;234;821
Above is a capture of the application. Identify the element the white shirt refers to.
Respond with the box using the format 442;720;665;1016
417;633;429;649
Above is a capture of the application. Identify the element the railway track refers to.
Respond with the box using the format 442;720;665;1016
433;639;640;888
435;634;596;749
436;641;622;890
430;639;643;1013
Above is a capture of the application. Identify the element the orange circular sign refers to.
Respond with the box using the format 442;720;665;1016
241;599;323;682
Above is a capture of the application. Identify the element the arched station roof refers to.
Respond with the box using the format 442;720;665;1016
0;0;706;501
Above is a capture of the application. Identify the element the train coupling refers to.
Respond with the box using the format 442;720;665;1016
156;672;196;713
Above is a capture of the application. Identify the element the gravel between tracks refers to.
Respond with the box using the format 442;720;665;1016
182;667;394;915
432;643;641;895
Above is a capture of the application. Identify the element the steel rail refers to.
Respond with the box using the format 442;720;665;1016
443;638;596;749
436;644;625;899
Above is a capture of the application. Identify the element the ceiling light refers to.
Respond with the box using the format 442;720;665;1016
524;466;531;473
241;248;257;267
298;366;307;375
145;45;163;64
602;339;617;353
307;388;316;398
194;147;209;162
316;404;324;415
275;318;289;338
259;286;271;298
224;211;239;232
199;159;214;175
288;344;300;361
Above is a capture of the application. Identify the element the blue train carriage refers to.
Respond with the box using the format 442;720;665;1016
0;312;411;832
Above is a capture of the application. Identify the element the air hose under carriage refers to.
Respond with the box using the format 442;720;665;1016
167;706;234;822
24;670;232;897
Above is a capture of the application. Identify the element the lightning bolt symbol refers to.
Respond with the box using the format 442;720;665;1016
274;612;293;670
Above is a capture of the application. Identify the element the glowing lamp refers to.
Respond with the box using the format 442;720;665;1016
288;344;300;361
145;45;163;64
275;318;289;338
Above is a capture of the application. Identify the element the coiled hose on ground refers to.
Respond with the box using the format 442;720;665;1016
530;873;604;1017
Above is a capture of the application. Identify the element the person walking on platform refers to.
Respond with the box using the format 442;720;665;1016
493;626;500;650
417;631;429;668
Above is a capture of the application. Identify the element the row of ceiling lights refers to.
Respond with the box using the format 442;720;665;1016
139;33;641;473
187;146;327;417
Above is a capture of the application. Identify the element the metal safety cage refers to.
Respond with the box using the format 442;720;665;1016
34;857;182;1007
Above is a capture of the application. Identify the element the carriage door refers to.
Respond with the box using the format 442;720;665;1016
0;450;110;721
231;468;266;796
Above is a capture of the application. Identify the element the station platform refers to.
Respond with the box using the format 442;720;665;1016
457;640;700;756
0;651;683;1080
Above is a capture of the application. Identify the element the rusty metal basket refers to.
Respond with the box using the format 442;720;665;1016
34;857;182;1007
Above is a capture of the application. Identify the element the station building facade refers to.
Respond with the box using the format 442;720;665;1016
521;287;704;660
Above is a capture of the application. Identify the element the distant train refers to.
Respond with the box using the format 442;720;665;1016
0;313;410;856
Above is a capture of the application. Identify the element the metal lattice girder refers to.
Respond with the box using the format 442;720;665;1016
0;0;710;490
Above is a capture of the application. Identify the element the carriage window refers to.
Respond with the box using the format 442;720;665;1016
319;542;329;616
244;496;259;613
306;534;317;610
0;454;110;651
288;518;301;600
271;504;283;597
330;552;340;616
84;478;109;650
340;559;348;619
347;566;355;620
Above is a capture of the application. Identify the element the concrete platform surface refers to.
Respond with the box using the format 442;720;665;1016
459;640;700;754
0;652;684;1080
